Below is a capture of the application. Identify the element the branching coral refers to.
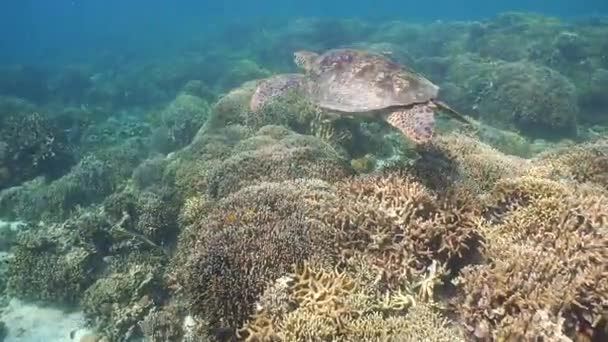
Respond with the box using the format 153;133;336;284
7;14;608;341
457;181;608;341
139;304;185;342
305;172;481;293
239;263;465;341
528;138;608;189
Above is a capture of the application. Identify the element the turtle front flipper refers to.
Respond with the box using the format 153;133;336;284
385;103;436;144
432;100;472;126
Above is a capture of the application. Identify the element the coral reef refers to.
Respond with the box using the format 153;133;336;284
528;138;608;188
307;172;481;292
6;220;99;304
457;181;608;341
81;251;167;341
139;303;187;342
0;111;76;189
174;179;336;335
441;55;579;138
239;263;465;341
409;132;529;193
3;11;608;342
156;90;211;152
0;138;149;222
103;187;179;251
205;127;352;199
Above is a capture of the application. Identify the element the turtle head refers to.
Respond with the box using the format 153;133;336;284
294;50;318;72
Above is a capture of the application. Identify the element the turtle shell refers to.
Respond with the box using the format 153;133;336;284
303;49;440;113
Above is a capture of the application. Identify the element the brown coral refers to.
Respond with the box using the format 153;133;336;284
306;172;481;292
411;132;529;193
205;128;352;199
457;184;608;341
528;138;608;189
176;180;336;335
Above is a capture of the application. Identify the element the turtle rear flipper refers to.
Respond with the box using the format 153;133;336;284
385;104;435;144
433;100;472;126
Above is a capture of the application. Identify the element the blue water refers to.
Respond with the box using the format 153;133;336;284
1;0;607;64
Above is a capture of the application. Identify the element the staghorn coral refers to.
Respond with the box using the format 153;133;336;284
457;181;608;341
527;138;608;189
342;304;463;342
305;171;481;293
6;14;608;340
483;177;560;226
239;263;464;341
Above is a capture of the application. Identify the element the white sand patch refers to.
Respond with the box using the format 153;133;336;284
1;298;93;342
0;219;26;232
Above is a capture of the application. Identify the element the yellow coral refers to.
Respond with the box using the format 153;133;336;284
457;184;608;341
528;138;608;188
240;262;462;341
305;172;479;292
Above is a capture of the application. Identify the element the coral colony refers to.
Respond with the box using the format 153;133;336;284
0;12;607;342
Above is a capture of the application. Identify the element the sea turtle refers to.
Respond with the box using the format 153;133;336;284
250;48;470;144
